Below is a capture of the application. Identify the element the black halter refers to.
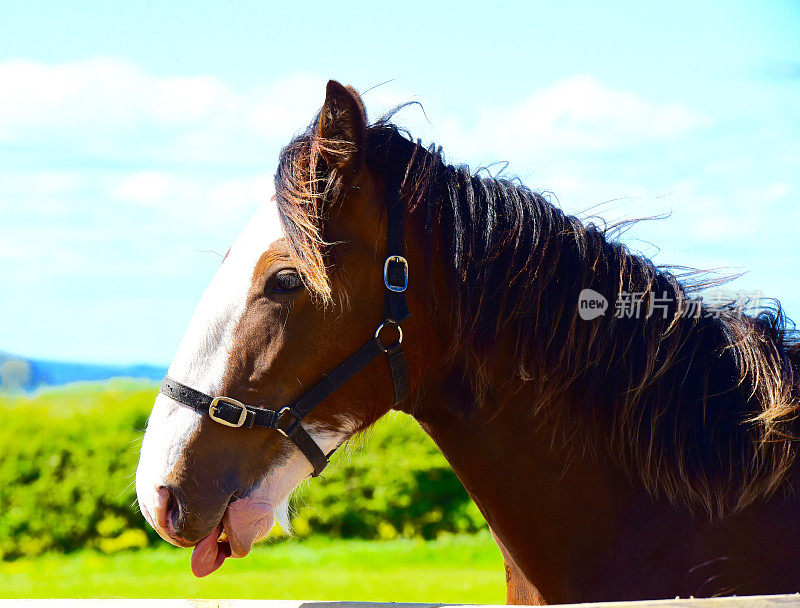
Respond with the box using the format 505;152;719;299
159;182;410;477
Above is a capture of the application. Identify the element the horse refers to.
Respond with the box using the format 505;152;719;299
136;80;800;605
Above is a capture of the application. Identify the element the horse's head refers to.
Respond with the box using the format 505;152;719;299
136;81;421;577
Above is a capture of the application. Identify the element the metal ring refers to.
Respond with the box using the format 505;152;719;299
375;322;403;352
276;406;300;438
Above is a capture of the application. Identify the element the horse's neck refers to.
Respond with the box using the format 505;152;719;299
409;372;800;602
408;374;640;601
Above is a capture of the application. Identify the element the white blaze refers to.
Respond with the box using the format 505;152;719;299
136;202;283;529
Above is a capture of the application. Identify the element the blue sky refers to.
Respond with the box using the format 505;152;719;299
1;0;798;365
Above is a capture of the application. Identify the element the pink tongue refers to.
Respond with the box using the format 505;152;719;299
190;524;230;578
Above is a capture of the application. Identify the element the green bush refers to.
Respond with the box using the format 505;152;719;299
0;382;485;560
0;381;158;559
296;414;486;540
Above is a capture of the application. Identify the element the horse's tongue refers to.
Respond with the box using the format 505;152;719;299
190;524;228;578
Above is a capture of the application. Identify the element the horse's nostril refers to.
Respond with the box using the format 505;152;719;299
151;485;185;544
164;486;183;537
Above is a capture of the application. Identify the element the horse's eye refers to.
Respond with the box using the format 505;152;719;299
272;270;303;293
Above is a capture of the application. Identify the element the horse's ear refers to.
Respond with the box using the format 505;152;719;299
316;80;367;181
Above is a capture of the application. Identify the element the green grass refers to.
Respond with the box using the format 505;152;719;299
0;532;505;602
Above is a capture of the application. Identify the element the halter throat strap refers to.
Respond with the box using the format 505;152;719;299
159;181;410;477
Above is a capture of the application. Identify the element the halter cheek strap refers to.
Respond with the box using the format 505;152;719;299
159;181;410;477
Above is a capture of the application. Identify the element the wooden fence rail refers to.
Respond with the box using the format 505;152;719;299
1;597;799;607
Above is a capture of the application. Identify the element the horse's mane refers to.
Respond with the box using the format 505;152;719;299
275;113;800;517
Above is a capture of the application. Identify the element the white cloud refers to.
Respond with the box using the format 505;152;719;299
110;170;175;206
437;75;707;159
765;182;791;201
1;170;86;196
0;57;229;134
0;241;21;261
110;170;274;221
0;58;329;163
0;60;705;167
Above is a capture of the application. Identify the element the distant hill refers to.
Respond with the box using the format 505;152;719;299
0;352;166;392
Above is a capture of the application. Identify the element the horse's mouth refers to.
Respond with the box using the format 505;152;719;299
190;500;275;578
189;515;242;578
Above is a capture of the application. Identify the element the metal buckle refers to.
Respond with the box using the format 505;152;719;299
383;255;408;293
276;407;301;437
375;321;403;352
209;396;247;428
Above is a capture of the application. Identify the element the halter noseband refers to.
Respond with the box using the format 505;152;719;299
159;182;410;477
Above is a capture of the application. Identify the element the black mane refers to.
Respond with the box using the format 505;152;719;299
276;115;800;517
